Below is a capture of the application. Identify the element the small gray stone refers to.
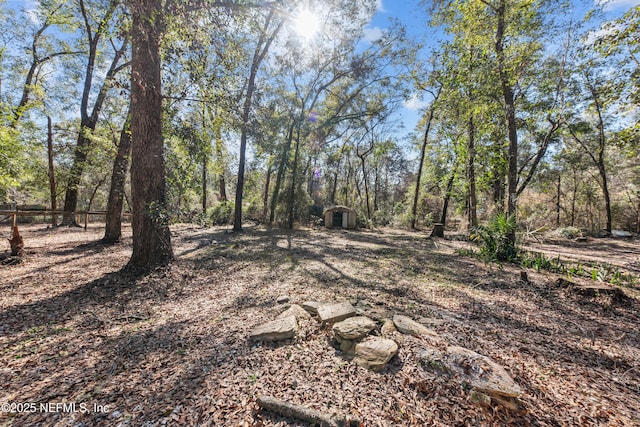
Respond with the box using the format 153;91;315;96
393;315;440;339
317;302;356;324
249;316;297;341
353;337;398;371
333;316;377;341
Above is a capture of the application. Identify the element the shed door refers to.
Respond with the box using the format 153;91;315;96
332;211;343;228
342;212;349;228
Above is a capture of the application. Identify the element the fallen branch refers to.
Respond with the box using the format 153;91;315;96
256;395;361;427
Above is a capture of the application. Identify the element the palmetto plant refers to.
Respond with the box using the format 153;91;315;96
471;213;518;263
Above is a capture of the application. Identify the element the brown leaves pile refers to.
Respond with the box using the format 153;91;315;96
1;224;638;426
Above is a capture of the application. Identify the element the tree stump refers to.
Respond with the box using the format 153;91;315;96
430;223;444;238
9;225;24;257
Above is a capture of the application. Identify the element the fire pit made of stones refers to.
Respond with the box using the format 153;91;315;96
248;300;522;401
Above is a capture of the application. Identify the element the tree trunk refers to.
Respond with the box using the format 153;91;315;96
270;121;294;224
61;8;127;225
47;116;57;227
202;155;207;214
104;110;132;243
571;169;577;227
62;127;91;225
411;107;436;230
495;0;518;244
440;167;457;225
360;153;371;220
215;128;227;202
467;116;478;231
128;0;173;267
262;159;272;222
234;10;283;231
288;126;302;229
556;174;561;227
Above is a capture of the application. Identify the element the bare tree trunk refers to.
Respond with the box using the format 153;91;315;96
47;116;57;227
128;0;173;267
104;111;131;243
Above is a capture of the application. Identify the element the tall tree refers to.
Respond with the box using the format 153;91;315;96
128;0;173;266
233;6;284;231
62;0;128;224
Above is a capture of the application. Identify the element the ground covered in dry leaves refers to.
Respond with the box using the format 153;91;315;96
1;223;639;426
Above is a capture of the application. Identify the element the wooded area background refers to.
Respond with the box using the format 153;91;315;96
1;0;638;267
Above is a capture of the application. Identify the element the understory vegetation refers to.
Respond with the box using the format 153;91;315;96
0;1;638;258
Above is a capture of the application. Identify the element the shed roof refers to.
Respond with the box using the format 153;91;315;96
323;205;356;214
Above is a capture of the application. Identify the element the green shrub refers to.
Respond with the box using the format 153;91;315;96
210;201;234;225
558;226;582;239
471;213;518;263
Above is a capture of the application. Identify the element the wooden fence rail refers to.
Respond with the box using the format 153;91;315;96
0;210;131;229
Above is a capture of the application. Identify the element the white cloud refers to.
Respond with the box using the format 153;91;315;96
403;93;429;111
24;0;42;25
584;21;623;45
595;0;640;11
376;0;386;13
363;26;383;42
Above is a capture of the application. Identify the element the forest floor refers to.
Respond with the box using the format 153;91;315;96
1;223;639;426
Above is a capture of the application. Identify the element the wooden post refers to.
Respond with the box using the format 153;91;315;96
12;213;16;228
84;212;88;230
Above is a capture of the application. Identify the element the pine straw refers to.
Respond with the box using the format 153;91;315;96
1;224;639;426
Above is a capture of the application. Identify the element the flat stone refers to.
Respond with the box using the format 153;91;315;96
276;295;290;304
302;300;327;315
277;304;312;321
333;316;377;341
417;317;446;327
249;316;297;341
317;302;356;324
353;337;398;372
393;315;440;339
421;345;522;398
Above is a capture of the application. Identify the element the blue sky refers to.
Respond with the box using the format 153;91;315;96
364;0;640;144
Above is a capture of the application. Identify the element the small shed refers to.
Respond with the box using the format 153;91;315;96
324;206;357;229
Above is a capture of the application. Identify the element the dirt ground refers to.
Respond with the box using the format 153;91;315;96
1;223;639;426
